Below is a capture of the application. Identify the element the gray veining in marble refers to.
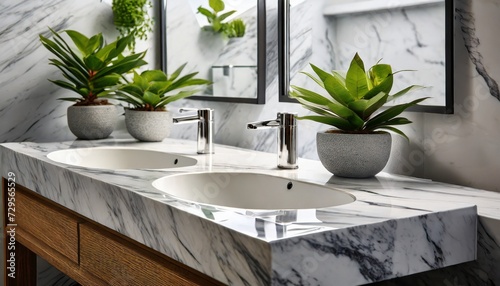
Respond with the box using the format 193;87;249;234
0;139;481;285
456;0;500;101
2;0;500;284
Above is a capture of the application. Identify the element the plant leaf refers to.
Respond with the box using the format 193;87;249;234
363;73;393;100
347;100;369;119
310;64;352;105
345;53;369;99
300;71;324;88
65;30;89;56
323;76;354;106
209;0;225;12
377;126;409;141
365;97;428;130
218;10;236;22
156;90;198;108
93;74;121;89
369;63;392;88
362;92;389;119
142;70;168;82
84;55;105;71
387;85;424;102
168;62;187;82
290;86;333;106
165;72;208;92
198;7;215;19
290;91;337;115
143;90;161;105
326;102;365;129
297;115;354;131
94;56;147;79
84;33;103;56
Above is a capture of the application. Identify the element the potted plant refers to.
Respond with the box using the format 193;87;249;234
39;28;147;140
290;53;427;178
112;0;154;51
197;0;246;38
115;64;210;142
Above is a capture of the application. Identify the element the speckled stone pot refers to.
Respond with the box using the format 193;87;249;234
316;131;392;178
67;105;117;140
125;109;172;142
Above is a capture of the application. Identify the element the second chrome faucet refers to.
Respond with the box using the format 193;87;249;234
247;112;298;169
173;108;214;154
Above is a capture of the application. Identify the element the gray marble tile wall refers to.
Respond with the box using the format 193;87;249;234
1;0;499;285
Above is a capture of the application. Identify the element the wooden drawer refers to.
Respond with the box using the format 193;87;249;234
16;187;80;264
80;223;223;286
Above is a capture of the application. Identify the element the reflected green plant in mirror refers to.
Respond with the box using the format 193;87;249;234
115;64;211;111
290;53;428;140
197;0;246;38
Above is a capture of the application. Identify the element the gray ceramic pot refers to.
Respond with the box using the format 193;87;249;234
67;105;117;140
125;109;172;142
316;131;392;178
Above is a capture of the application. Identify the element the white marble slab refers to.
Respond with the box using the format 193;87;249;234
0;138;481;285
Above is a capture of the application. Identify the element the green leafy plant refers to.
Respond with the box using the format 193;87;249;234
115;64;211;111
290;53;427;140
197;0;246;38
225;18;246;38
39;28;147;106
112;0;154;51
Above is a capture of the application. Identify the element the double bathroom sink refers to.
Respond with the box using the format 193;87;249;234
47;147;355;210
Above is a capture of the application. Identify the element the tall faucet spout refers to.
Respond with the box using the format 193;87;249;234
247;112;298;169
172;108;214;154
173;115;200;124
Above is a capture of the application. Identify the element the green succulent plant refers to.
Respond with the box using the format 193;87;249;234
197;0;246;38
112;0;154;51
290;53;427;140
115;64;211;111
225;18;246;38
39;28;147;106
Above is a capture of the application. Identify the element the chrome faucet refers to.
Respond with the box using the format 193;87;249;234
247;112;298;169
173;108;214;154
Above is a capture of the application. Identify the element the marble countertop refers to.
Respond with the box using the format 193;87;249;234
1;138;490;285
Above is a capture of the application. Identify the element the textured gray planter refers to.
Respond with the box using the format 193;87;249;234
316;131;392;178
125;109;172;142
67;105;117;140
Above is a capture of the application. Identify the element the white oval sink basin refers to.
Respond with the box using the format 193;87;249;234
47;147;197;170
152;172;355;210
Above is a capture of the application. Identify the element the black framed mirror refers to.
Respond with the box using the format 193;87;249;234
279;0;454;114
160;0;266;104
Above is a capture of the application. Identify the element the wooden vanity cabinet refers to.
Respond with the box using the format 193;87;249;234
2;179;224;286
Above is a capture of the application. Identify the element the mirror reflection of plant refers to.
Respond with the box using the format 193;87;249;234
112;0;154;51
116;64;211;111
290;53;428;140
39;28;147;106
197;0;246;38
